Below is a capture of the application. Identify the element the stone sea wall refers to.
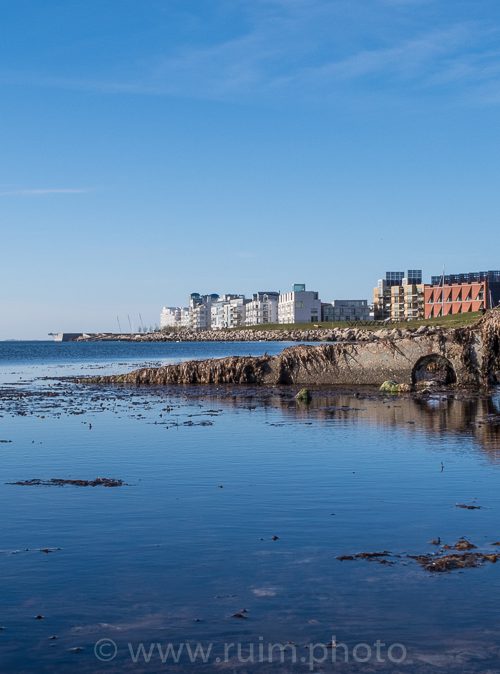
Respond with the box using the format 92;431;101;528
78;326;402;343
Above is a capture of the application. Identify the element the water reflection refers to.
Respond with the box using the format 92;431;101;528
2;373;499;456
2;376;500;673
176;387;500;457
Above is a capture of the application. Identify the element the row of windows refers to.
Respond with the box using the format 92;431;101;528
428;293;484;304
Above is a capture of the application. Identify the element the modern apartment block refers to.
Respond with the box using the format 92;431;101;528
321;299;371;322
390;281;425;321
373;271;403;320
211;294;247;329
226;296;247;328
160;306;190;329
161;269;499;331
245;292;279;326
278;284;321;324
188;293;220;330
373;270;423;320
424;271;500;318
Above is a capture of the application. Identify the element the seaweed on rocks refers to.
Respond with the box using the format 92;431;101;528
410;552;498;572
8;477;126;487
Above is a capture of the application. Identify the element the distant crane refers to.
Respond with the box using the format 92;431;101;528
116;316;122;333
127;314;132;333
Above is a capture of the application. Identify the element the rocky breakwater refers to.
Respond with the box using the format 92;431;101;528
78;326;378;343
81;310;500;389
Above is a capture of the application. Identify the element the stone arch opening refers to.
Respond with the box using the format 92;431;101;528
412;354;457;386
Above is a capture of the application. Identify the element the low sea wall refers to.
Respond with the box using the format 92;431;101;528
78;326;402;343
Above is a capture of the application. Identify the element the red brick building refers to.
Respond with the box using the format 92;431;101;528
424;281;487;319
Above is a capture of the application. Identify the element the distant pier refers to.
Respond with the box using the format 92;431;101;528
49;333;85;342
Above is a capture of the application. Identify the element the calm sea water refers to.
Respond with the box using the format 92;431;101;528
1;341;500;673
0;340;295;379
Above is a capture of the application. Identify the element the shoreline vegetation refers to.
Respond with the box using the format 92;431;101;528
77;312;482;343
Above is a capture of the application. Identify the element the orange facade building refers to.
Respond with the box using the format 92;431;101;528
424;281;487;319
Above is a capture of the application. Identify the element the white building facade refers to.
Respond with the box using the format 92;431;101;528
245;292;279;326
278;284;321;324
211;295;247;329
189;293;219;331
160;306;190;330
162;285;328;331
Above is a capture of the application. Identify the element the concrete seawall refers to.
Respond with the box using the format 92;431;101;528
82;310;500;389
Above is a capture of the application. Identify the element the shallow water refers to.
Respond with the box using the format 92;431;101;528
1;342;500;673
0;340;296;384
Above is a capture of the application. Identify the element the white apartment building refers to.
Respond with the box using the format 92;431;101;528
189;293;219;330
245;292;279;326
211;300;225;330
160;306;190;329
278;284;321;324
161;285;326;331
211;295;247;329
225;296;247;328
179;307;190;327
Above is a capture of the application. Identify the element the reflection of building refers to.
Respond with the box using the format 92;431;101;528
278;284;321;324
321;299;371;322
373;270;423;320
245;292;279;326
194;388;500;456
425;271;500;319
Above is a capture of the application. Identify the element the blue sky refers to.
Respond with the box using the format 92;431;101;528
1;0;500;338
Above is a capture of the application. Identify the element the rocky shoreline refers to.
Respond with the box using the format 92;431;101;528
79;310;500;389
79;324;440;343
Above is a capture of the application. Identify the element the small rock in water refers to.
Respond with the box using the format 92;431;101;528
379;381;410;393
295;388;312;403
454;538;476;551
40;547;61;554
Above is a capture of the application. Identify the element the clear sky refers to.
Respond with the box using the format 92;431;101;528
1;0;500;339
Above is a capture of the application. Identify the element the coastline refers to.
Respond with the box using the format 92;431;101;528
77;325;430;343
80;310;500;389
